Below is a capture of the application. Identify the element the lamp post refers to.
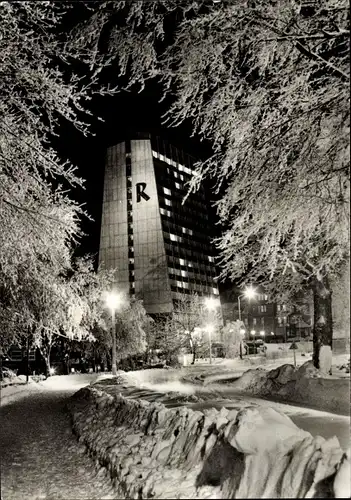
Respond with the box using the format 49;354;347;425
251;329;256;354
239;328;246;359
237;286;256;321
105;291;123;376
204;297;220;364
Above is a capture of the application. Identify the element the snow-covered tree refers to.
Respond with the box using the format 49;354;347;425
94;297;150;374
77;0;350;373
165;294;221;364
221;320;246;359
0;2;114;354
1;255;115;375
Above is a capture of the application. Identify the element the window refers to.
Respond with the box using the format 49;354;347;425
170;234;178;242
126;153;131;159
282;304;287;312
160;208;166;215
165;199;172;207
264;294;268;301
277;305;281;312
179;258;185;266
261;317;265;325
213;288;219;295
253;318;257;326
244;318;248;325
129;258;134;265
208;256;214;263
260;305;267;312
175;182;181;189
181;270;188;278
163;187;171;196
176;281;183;288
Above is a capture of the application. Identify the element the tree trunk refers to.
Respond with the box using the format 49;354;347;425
312;275;333;375
192;346;196;365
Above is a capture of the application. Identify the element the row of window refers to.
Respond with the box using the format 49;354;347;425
164;244;217;269
126;143;135;296
252;305;267;313
168;268;216;285
160;207;209;232
169;279;219;295
161;217;211;246
152;150;193;176
244;316;289;326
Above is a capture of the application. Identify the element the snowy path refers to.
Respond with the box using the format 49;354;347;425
0;389;117;500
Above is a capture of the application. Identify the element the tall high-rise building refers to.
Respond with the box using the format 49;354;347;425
99;134;220;315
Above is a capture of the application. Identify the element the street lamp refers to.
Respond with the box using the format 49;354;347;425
239;327;246;360
105;291;123;376
204;297;220;364
237;286;256;321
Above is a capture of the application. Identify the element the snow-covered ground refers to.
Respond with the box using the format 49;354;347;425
0;375;118;499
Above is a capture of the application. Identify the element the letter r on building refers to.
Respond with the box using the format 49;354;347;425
136;182;150;202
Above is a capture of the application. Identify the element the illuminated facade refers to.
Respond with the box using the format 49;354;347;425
99;135;220;314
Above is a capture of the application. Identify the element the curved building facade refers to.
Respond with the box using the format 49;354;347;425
99;135;220;315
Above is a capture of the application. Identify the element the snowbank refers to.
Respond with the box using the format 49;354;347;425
208;361;350;415
0;378;41;406
69;387;350;499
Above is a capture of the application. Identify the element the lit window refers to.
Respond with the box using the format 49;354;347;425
175;182;181;189
177;281;183;288
152;151;158;158
181;270;188;278
183;282;189;289
179;259;185;266
264;294;268;301
188;261;193;267
159;154;166;162
167;210;172;217
277;317;282;325
160;208;166;215
170;234;178;242
163;187;171;195
282;304;287;311
166;157;171;165
180;175;184;181
129;258;134;265
165;199;172;206
174;172;178;178
277;305;281;312
213;288;219;295
261;317;265;325
253;318;257;325
260;305;267;312
178;164;184;172
208;256;214;263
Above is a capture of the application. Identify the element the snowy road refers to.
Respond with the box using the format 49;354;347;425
0;388;117;500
